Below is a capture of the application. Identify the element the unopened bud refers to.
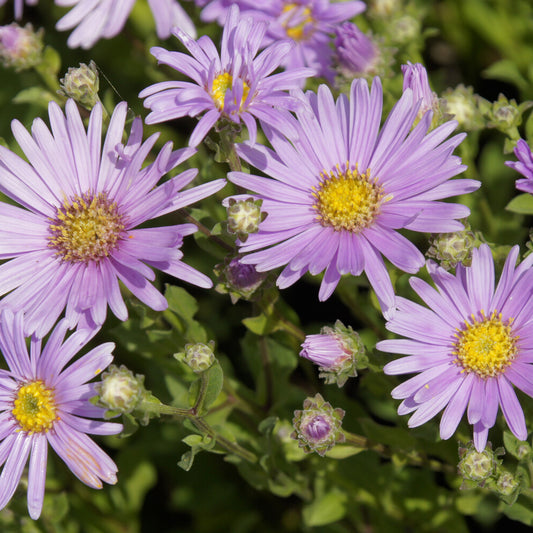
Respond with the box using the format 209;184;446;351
495;470;520;498
59;60;100;110
402;62;440;123
427;222;478;270
441;85;484;131
300;320;367;387
0;23;43;71
96;364;146;414
176;341;216;373
458;442;499;486
214;255;267;303
226;197;266;242
291;393;345;456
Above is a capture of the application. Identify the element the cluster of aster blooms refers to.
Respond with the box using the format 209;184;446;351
1;0;533;523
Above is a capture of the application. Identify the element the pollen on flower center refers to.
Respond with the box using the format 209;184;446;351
48;191;126;263
452;311;518;378
312;164;383;232
281;3;315;41
211;72;250;111
12;381;58;433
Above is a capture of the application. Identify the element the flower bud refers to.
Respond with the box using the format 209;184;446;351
402;62;440;122
96;364;146;414
495;470;520;498
226;197;266;242
176;341;216;373
334;23;378;77
426;222;478;270
0;23;43;71
441;84;484;131
300;320;367;387
458;442;499;486
214;255;267;303
59;60;100;110
291;393;345;456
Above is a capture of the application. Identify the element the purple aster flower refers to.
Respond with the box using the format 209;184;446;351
334;22;378;77
402;61;439;119
505;138;533;194
54;0;196;49
230;0;366;82
378;244;533;452
194;0;240;23
0;309;122;519
228;78;479;316
0;99;226;337
139;4;314;147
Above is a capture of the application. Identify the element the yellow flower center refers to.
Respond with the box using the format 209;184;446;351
453;311;518;378
12;381;58;433
48;192;125;263
282;3;315;41
211;72;250;111
312;164;384;232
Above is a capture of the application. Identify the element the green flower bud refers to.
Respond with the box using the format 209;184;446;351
59;60;100;110
458;442;502;487
226;197;267;242
0;23;43;72
495;471;520;498
441;85;484;131
96;364;146;414
176;341;216;373
291;393;345;456
426;222;478;270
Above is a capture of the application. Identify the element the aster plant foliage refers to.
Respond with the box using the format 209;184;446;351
3;0;533;530
0;99;225;337
0;310;121;519
140;4;315;147
229;77;479;315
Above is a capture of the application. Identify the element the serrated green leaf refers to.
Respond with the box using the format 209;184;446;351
506;193;533;214
325;444;365;459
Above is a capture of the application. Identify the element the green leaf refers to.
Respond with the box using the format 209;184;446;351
325;444;365;459
506;193;533;214
13;87;59;109
502;497;533;526
483;59;528;91
302;489;348;527
178;433;216;471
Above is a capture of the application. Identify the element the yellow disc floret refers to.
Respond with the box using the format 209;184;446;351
211;72;250;111
453;310;518;378
312;164;383;232
282;3;315;41
48;191;125;263
12;381;58;433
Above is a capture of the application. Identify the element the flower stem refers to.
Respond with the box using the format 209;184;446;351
343;430;455;473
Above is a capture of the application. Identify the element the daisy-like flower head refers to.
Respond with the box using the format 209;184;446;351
233;0;366;82
139;4;316;147
378;244;533;452
228;78;479;316
0;309;122;519
505;138;533;194
54;0;196;49
0;99;226;337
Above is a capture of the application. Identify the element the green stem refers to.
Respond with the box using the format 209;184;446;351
142;400;257;463
178;209;234;252
343;430;455;474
